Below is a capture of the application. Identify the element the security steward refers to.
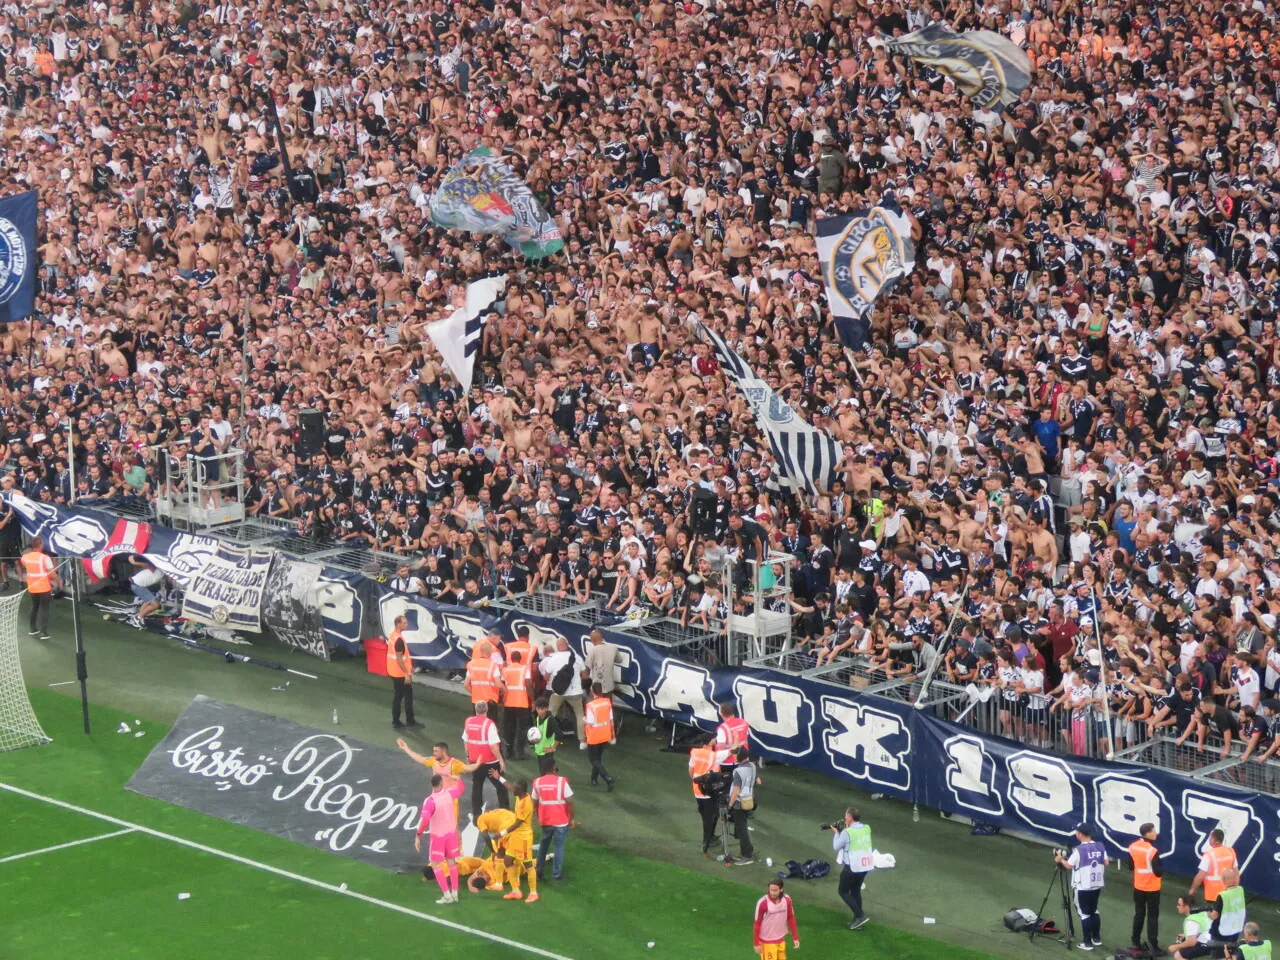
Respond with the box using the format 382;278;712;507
20;536;60;640
1128;822;1164;953
465;640;506;723
689;736;720;855
502;650;534;760
584;681;616;791
386;615;421;730
531;696;559;775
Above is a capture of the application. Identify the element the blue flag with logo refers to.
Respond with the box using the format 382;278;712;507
0;190;37;324
814;200;916;350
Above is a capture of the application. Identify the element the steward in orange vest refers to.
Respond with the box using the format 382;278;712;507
502;650;535;760
21;536;60;640
689;737;721;853
1128;823;1163;950
466;640;505;707
584;682;615;791
386;616;420;730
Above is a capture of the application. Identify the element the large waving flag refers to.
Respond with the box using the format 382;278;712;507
0;190;37;324
426;275;507;394
83;518;152;583
429;148;564;259
885;24;1031;109
700;323;842;494
815;201;916;350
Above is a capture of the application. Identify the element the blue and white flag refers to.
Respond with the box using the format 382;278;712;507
885;24;1032;109
0;190;37;324
815;203;915;350
425;274;507;394
700;323;842;494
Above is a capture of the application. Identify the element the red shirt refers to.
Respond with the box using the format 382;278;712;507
753;893;798;946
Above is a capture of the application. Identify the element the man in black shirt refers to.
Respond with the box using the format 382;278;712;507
1183;698;1240;754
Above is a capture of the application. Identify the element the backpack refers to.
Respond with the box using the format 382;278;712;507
1003;907;1058;935
783;859;831;880
550;655;577;695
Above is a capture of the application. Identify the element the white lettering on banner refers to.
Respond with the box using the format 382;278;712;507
1182;791;1264;872
651;660;719;725
513;620;568;655
1094;774;1175;857
149;533;219;582
169;725;272;787
315;578;361;643
271;734;420;852
5;492;58;532
48;516;107;555
379;594;446;661
732;677;812;759
943;735;1004;817
1006;752;1084;834
439;612;490;656
819;697;911;790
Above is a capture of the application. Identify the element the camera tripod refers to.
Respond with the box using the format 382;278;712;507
713;801;734;863
1030;861;1076;949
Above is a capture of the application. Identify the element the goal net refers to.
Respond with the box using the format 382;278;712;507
0;592;52;752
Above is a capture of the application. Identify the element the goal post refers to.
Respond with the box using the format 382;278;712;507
0;592;52;752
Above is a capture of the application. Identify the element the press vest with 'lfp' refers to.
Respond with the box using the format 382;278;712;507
1072;841;1106;890
1128;838;1161;892
1217;885;1247;939
844;822;874;872
463;715;499;764
1238;940;1272;960
533;774;570;826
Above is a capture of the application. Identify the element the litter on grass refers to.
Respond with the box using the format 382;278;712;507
177;893;190;901
117;722;131;733
923;918;936;924
134;731;146;738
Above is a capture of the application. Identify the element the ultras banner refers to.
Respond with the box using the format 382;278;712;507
11;495;1280;898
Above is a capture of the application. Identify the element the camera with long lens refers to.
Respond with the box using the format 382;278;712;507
819;821;843;831
693;770;733;805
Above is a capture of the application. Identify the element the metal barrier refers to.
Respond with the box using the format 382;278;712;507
610;615;725;666
1112;735;1280;796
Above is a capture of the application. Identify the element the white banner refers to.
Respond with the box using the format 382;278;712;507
181;543;274;633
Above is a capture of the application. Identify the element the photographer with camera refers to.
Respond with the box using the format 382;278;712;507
1054;823;1109;951
726;747;756;866
830;807;873;930
689;737;722;855
1168;894;1219;960
1226;922;1270;960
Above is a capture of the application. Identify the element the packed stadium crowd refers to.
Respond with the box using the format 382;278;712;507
3;0;1280;766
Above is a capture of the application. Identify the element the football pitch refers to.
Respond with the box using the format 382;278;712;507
4;605;1260;960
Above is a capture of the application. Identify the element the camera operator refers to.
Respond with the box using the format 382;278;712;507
1226;922;1269;960
726;747;756;867
830;807;873;930
1054;823;1109;951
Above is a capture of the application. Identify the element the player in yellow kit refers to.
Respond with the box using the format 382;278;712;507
485;774;540;903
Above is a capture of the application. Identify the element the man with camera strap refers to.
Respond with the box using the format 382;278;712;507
830;807;873;930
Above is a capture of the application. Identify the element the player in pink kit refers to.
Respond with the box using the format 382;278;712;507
414;774;468;904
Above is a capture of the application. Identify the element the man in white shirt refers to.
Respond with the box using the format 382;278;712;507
540;638;587;747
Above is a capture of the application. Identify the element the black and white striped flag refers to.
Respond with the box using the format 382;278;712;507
425;274;507;393
700;323;842;494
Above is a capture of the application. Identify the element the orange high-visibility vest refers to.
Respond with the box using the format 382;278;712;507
689;745;719;798
533;774;571;826
462;715;499;764
385;632;412;678
21;552;54;594
1129;839;1161;892
467;657;500;704
503;661;532;709
585;697;613;745
505;638;538;666
1204;845;1238;901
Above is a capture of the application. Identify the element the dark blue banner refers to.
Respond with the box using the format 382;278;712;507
10;495;1280;899
0;190;37;324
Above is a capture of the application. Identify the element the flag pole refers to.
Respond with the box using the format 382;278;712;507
68;556;90;734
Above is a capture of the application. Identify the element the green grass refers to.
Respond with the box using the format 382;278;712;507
0;688;1005;960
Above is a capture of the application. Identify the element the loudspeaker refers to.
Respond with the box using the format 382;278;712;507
298;409;325;458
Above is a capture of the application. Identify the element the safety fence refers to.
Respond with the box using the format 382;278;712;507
11;494;1280;900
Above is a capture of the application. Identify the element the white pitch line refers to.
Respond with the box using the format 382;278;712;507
48;681;78;687
0;781;574;960
0;827;136;864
